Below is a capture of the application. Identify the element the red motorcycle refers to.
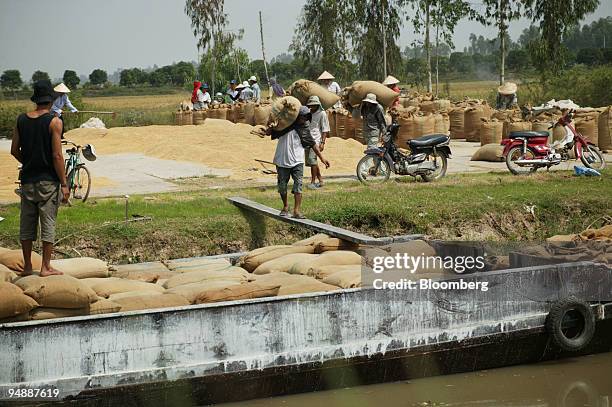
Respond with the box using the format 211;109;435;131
502;109;606;175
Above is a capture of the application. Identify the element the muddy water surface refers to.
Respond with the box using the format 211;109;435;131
221;352;612;407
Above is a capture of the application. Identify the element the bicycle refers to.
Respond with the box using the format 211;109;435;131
15;140;96;203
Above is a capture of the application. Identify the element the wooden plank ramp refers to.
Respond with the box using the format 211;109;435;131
228;196;421;246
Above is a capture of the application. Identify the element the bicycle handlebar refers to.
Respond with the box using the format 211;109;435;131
61;140;80;148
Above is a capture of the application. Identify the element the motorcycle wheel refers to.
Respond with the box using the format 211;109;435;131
421;152;448;182
579;144;606;171
356;155;391;184
506;146;538;175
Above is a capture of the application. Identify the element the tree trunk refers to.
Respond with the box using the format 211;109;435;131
382;0;387;79
259;11;270;87
435;17;439;97
499;0;506;86
425;2;432;93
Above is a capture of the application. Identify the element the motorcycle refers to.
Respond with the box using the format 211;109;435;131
502;109;606;175
356;123;451;184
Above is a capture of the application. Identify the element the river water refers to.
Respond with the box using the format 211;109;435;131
221;352;612;407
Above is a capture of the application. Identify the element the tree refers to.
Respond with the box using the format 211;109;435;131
478;0;522;85
0;70;23;90
31;70;50;83
89;69;108;86
62;70;80;89
576;48;604;66
522;0;599;75
506;49;529;71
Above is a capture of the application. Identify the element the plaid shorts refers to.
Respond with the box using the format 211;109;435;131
276;164;303;194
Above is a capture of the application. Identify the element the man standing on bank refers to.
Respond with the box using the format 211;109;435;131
305;96;330;189
10;80;70;276
270;106;330;219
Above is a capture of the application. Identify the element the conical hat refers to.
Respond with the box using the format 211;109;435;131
53;83;71;93
498;82;517;95
382;75;399;86
317;71;335;80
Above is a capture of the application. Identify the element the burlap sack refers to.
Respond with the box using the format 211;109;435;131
479;119;504;146
314;238;359;254
0;249;43;272
243;103;256;125
309;264;362;280
327;111;337;138
335;113;347;139
575;115;598;145
0;266;18;283
268;96;301;131
80;277;113;287
322;270;362;288
289;79;340;109
278;280;339;296
449;107;466;139
346;81;399;108
240;245;315;272
344;115;355;139
289;251;362;276
174;111;184;126
163;266;251;289
89;277;165;298
0;282;39;319
165;257;231;272
433;99;451;111
89;298;122;315
30;307;88;320
253;253;319;275
254;105;272;126
292;233;330;247
386;240;436;258
419;101;435;113
50;257;110;279
531;121;552;140
396;113;416;145
597;107;612;151
108;291;164;301
506;121;531;137
192;111;206;125
112;262;175;283
552;123;567;142
194;282;280;304
15;275;98;309
353;116;364;142
433;113;449;134
464;107;490;142
216;107;229;121
166;280;242;304
182;111;193;125
471;144;505;162
413;114;436;138
112;293;190;312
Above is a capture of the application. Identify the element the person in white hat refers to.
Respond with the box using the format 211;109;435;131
239;81;254;102
248;75;261;103
305;95;330;189
317;71;341;109
360;93;386;147
50;83;78;137
382;75;401;107
496;82;518;110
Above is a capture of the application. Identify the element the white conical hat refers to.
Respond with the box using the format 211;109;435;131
498;82;517;95
317;71;335;80
54;83;71;93
382;75;399;86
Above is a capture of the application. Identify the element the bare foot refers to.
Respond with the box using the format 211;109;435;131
21;269;33;277
40;267;63;277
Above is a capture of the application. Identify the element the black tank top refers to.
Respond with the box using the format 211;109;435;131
16;112;60;184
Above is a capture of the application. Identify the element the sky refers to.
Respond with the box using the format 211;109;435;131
1;0;611;81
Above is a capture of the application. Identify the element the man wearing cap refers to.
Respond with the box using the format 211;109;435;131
10;80;70;277
194;83;211;110
51;83;78;136
249;76;261;103
305;95;330;189
360;93;387;147
239;81;254;102
268;106;330;219
382;75;401;107
318;71;341;109
496;82;518;110
227;80;240;104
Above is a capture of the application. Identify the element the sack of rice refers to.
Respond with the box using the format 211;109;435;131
165;257;231;272
345;81;399;108
396;112;417;145
243;103;256;125
288;79;341;110
385;240;443;274
240;245;315;272
309;264;362;280
112;262;175;283
1;265;18;282
192;110;206;125
166;280;242;304
112;293;189;312
254;105;272;126
50;257;110;279
413;114;436;138
30;307;88;320
335;112;346;139
0;249;43;272
195;282;280;304
471;143;505;162
217;107;229;121
163;266;251;289
433;99;451;111
254;253;319;275
182;111;193;125
88;277;165;298
506;120;531;137
292;233;330;247
322;270;361;288
575;115;598;146
327;111;337;138
449;107;466;139
479;119;504;146
433;113;449;134
552;123;567;142
108;290;164;301
268;96;302;131
174;111;184;126
15;275;97;309
353;116;363;142
0;282;39;319
314;238;359;253
597;106;612;151
464;107;490;142
419;101;435;113
289;251;362;276
278;280;339;296
531;121;552;140
89;298;122;315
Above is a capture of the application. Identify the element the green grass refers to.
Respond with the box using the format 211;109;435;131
0;171;609;264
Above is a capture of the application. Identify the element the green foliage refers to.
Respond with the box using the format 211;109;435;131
31;70;50;83
89;69;108;86
62;70;80;90
1;70;23;90
543;65;612;107
119;68;148;86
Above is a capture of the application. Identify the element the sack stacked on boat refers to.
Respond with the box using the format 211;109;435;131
0;282;39;321
0;248;43;272
50;257;111;279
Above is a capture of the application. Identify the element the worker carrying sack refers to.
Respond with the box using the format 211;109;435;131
288;79;341;110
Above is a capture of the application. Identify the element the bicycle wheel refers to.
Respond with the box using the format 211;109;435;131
68;165;91;202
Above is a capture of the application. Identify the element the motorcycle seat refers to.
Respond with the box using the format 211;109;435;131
408;134;449;148
509;131;549;139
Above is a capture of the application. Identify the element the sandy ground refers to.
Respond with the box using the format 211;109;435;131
1;120;609;203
